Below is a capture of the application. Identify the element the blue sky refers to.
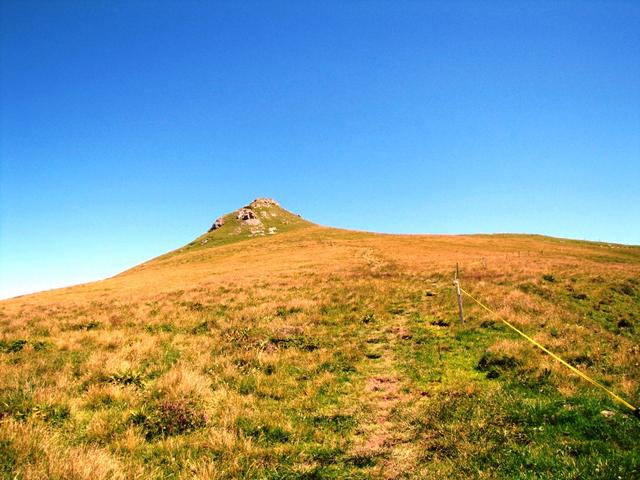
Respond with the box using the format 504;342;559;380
1;1;639;299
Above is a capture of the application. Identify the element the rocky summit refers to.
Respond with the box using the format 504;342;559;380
198;198;311;249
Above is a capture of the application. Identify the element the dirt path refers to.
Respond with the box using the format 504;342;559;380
351;313;417;478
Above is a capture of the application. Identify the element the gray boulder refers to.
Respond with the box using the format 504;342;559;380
209;216;225;232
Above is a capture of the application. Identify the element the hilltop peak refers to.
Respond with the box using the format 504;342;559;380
208;197;286;233
249;197;280;208
192;198;311;251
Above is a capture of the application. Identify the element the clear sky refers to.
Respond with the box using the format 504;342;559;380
1;1;639;299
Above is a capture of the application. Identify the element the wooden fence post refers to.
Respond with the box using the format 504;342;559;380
453;263;464;324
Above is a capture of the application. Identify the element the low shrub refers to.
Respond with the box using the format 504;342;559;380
131;400;207;439
0;339;27;353
477;351;521;379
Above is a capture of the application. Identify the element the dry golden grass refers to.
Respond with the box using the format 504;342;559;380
1;220;639;478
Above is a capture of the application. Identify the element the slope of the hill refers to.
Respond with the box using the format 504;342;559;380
1;199;639;479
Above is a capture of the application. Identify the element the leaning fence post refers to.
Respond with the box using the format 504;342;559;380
453;263;464;324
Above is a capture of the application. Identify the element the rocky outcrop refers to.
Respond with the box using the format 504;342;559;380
236;208;256;221
208;198;293;238
236;207;262;227
209;216;225;232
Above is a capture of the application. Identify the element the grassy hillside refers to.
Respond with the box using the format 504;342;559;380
1;200;639;479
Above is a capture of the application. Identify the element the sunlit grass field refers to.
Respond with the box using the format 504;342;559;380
1;203;639;479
